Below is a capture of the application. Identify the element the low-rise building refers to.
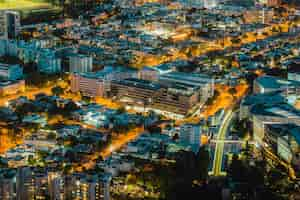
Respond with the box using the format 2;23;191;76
179;124;202;153
251;103;300;143
253;75;300;94
71;66;137;97
111;72;214;116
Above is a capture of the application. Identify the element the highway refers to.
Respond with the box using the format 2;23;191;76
211;110;234;176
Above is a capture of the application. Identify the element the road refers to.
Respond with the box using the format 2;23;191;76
211;110;234;176
0;86;53;107
77;126;145;171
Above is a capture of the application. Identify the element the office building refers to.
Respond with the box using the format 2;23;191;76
111;78;161;106
111;75;208;116
14;167;111;200
258;0;281;6
251;104;300;143
159;72;214;102
71;73;105;97
71;173;112;200
264;124;299;162
179;0;220;8
288;62;300;82
71;67;137;97
138;67;159;81
253;76;300;94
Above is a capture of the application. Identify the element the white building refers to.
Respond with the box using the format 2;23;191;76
71;66;137;97
179;0;220;8
180;124;202;152
0;169;17;200
0;11;7;39
0;63;23;81
69;54;93;73
0;11;20;39
5;11;20;39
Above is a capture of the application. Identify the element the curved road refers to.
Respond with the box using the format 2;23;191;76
211;110;234;176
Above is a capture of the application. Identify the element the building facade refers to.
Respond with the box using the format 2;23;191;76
0;63;23;81
69;54;93;73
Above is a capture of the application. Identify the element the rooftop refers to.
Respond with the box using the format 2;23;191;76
113;78;161;91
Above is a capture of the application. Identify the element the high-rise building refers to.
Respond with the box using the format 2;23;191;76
0;11;7;39
71;173;112;200
5;11;20;39
69;54;93;73
0;168;17;200
0;11;20;39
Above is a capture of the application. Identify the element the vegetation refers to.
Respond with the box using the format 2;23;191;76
51;86;64;96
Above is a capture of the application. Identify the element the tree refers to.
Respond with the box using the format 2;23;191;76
228;87;237;96
196;146;210;182
231;38;241;45
81;95;91;103
15;102;37;118
47;132;57;140
228;154;246;182
147;126;162;134
116;106;126;114
206;97;214;105
51;86;64;96
64;101;79;112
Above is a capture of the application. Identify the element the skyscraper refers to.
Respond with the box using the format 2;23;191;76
0;11;8;39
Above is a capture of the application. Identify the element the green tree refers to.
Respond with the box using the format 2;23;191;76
116;106;126;114
228;87;237;96
81;95;91;103
228;154;246;182
51;86;64;96
196;146;210;181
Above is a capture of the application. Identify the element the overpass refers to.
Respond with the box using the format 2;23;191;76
210;110;234;176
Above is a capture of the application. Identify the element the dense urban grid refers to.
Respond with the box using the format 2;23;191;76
0;0;300;199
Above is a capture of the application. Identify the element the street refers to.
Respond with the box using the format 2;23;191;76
211;109;234;176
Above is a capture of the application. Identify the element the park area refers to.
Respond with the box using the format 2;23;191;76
0;0;52;11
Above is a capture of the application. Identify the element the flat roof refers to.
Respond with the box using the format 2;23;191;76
113;78;161;91
256;75;300;89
